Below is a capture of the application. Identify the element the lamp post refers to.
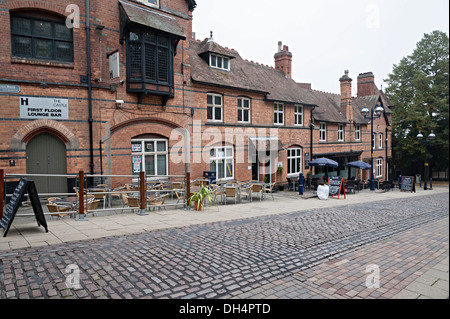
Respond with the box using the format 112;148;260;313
416;131;436;190
361;104;384;191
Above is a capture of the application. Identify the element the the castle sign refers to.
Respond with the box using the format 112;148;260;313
20;96;69;120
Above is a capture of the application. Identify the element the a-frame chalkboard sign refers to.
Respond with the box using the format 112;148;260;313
1;178;48;237
400;176;416;193
327;176;346;199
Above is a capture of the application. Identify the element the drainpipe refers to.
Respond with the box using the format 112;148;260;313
310;106;316;162
86;0;95;179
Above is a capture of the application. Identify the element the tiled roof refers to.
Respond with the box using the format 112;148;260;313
119;0;186;39
190;40;389;124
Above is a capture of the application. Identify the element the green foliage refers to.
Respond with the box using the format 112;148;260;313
385;30;449;171
188;185;213;209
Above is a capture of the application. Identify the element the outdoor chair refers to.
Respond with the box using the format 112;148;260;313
345;180;356;194
240;185;252;202
92;189;107;209
251;183;264;201
46;203;71;220
209;184;224;205
382;180;392;192
174;189;185;205
264;183;275;200
149;194;168;211
84;199;101;217
224;186;239;205
127;196;140;208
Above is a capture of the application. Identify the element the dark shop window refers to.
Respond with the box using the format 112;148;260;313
11;15;73;62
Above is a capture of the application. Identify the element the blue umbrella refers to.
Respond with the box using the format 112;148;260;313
309;157;338;168
347;161;371;170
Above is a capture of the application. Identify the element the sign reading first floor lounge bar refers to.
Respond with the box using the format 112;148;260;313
20;96;69;120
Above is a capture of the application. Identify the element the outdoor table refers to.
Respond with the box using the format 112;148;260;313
87;187;112;207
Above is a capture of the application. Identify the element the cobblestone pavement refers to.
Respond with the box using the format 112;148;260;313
0;192;448;299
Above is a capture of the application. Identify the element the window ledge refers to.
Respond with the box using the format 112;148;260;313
11;56;74;68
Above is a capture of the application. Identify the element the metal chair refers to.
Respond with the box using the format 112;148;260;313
224;187;239;205
263;183;275;200
251;183;264;201
46;203;71;220
240;185;252;202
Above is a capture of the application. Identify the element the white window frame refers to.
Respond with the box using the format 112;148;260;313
131;138;168;177
237;97;251;123
355;124;361;141
338;124;344;142
287;148;302;176
320;122;327;142
210;146;234;180
209;53;230;71
294;105;304;126
376;158;383;178
372;133;376;148
136;0;159;8
274;102;284;125
207;93;223;122
378;133;383;149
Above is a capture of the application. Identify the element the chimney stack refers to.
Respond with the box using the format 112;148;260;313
339;70;353;122
274;41;293;78
357;72;377;97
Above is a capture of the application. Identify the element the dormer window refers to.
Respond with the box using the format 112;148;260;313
135;0;159;8
210;53;230;71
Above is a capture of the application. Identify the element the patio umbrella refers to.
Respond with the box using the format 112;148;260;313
308;157;338;168
347;161;371;170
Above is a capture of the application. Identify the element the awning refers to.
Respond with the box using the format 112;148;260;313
119;0;186;41
249;137;283;152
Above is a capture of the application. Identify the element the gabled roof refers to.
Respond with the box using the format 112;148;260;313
197;39;238;59
190;39;392;125
190;39;321;106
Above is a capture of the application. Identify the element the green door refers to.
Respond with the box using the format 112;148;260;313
26;133;67;194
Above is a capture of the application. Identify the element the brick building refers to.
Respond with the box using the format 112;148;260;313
0;0;392;192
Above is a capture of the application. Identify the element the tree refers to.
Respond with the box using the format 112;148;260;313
385;30;449;177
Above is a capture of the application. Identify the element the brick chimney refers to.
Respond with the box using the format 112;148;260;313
274;41;293;78
357;72;377;97
339;70;353;122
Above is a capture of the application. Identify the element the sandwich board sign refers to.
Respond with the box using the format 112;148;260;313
400;176;415;193
1;178;48;237
328;176;346;199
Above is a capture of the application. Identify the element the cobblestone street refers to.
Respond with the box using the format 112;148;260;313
0;192;448;300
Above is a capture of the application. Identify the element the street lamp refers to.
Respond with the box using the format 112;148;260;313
416;131;436;190
361;104;384;191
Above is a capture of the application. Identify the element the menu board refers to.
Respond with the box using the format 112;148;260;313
401;176;415;193
1;178;48;237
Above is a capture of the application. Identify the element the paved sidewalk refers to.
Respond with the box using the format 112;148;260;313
1;185;448;299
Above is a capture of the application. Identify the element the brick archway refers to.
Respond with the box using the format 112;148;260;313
11;119;78;150
8;1;68;17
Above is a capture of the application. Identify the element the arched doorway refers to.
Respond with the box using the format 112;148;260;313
26;132;67;193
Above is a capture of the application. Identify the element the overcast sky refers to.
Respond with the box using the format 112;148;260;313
192;0;449;94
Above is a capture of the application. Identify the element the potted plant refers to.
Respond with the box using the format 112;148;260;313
188;185;213;211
